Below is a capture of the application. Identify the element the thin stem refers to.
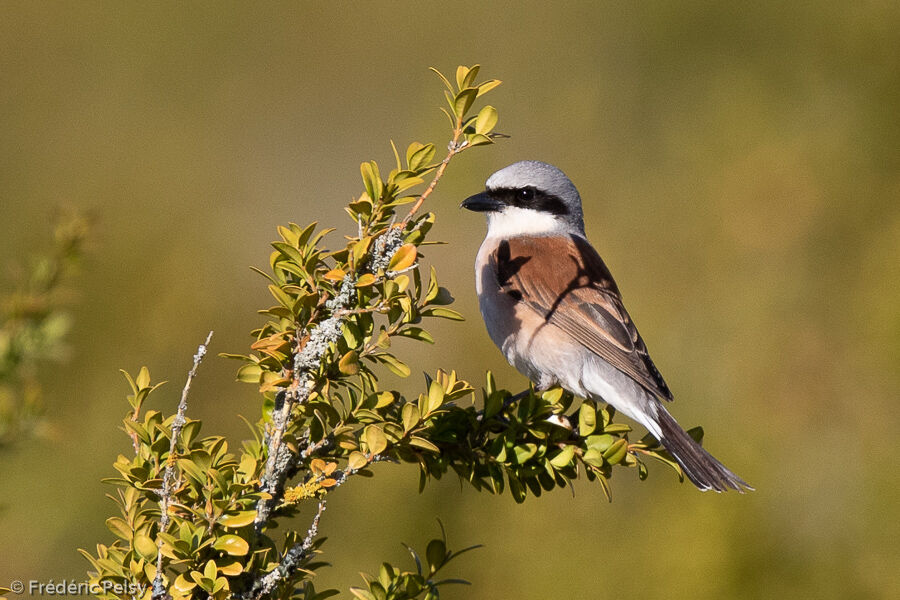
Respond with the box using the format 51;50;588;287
400;116;464;226
151;331;213;600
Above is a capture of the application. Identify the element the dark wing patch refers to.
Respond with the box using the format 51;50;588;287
491;235;673;401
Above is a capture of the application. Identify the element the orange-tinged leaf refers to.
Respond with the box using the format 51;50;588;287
356;273;376;287
218;561;243;576
339;350;360;375
388;244;417;271
324;269;346;281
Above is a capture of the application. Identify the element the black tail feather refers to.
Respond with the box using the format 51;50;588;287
655;408;753;493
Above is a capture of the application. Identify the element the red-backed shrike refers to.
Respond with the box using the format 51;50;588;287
462;160;750;492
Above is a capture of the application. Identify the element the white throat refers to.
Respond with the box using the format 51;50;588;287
485;206;574;239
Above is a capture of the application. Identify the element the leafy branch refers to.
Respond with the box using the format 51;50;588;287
82;64;691;600
0;208;89;448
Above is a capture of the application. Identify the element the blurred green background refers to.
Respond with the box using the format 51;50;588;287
2;2;898;598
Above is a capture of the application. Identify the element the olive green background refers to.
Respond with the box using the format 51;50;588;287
2;2;898;598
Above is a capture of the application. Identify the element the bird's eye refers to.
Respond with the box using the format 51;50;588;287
517;188;535;202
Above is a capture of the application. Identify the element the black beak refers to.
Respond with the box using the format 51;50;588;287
461;191;503;212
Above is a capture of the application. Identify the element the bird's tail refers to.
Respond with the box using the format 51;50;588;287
655;407;753;493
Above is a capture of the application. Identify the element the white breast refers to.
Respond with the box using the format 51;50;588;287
474;237;588;393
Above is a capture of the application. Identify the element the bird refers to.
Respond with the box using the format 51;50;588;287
461;160;751;492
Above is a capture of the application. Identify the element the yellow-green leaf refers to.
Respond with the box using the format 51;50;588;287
374;391;397;409
421;307;464;321
236;362;262;383
453;87;478;118
133;533;157;560
105;517;132;541
219;511;257;529
214;535;249;557
377;354;410;377
426;380;445;414
364;425;388;455
401;403;420;432
407;142;436;172
476;79;502;97
173;574;197;593
579;402;597;436
135;366;151;390
348;450;368;470
409;436;440;453
474;105;498;135
203;559;217;580
549;445;576;468
602;438;628;465
361;161;382;203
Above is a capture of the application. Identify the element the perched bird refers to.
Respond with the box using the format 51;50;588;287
461;160;751;492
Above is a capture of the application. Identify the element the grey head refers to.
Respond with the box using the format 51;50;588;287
461;161;585;238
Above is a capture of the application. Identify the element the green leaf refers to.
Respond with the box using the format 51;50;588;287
426;381;445;414
135;366;151;390
348;450;368;470
578;402;597;436
361;161;382;204
407;142;436;172
426;538;447;573
396;327;434;344
364;425;388;455
585;434;615;453
203;559;217;580
474;105;498;135
465;133;493;147
428;67;454;92
219;511;257;528
541;387;564;405
133;532;157;560
105;517;132;541
475;79;502;97
513;443;538;464
409;436;439;453
455;65;471;90
549;445;576;468
401;403;421;432
236;362;262;383
374;391;397;409
582;447;605;468
173;574;197;593
421;307;464;321
272;241;304;264
602;438;628;465
376;354;410;377
214;535;250;556
453;88;478;119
